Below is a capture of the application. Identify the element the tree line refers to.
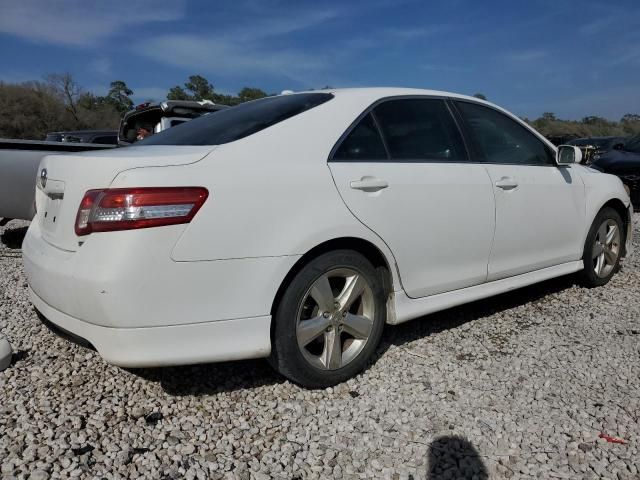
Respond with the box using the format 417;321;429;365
0;76;638;141
0;73;269;140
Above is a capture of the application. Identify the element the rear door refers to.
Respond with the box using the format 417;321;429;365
453;100;585;280
328;97;495;298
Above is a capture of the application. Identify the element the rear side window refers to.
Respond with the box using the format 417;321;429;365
138;93;333;146
456;101;554;165
333;113;387;160
92;135;118;145
373;99;467;161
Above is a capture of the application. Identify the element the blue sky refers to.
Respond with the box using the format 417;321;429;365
1;0;639;120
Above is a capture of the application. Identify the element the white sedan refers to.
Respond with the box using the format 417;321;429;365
23;88;633;387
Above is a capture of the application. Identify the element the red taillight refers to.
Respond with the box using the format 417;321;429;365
75;187;208;236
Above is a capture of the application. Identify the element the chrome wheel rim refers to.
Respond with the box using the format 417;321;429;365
592;219;620;278
295;268;375;371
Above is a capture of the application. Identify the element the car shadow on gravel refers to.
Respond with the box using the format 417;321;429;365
375;273;578;359
128;358;284;396
131;274;577;396
1;225;28;249
428;436;488;479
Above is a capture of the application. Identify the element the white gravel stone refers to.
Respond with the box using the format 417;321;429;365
1;217;639;479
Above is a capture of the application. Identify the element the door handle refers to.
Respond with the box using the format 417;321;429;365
495;177;518;190
350;176;389;192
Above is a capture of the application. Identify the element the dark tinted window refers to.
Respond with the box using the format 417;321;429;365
333;113;387;160
457;101;554;165
92;135;118;145
139;93;333;146
373;99;467;161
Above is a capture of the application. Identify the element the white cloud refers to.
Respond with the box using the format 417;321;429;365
135;5;348;85
136;5;451;86
503;50;548;64
579;15;617;36
89;57;111;76
384;25;449;40
138;34;330;86
0;0;186;46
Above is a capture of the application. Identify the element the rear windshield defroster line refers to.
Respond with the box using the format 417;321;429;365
137;93;334;146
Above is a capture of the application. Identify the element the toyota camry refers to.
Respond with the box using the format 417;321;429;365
23;88;633;387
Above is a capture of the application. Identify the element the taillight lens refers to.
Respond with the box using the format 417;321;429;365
75;187;208;236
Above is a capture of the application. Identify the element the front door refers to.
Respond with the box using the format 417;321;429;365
454;100;585;281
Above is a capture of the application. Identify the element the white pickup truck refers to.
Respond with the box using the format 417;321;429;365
0;100;227;223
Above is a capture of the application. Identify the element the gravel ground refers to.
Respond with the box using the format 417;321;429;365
1;216;639;480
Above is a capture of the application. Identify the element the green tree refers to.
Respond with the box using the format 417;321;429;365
105;80;134;113
184;75;215;100
621;113;640;123
167;75;216;101
237;87;268;103
167;85;191;101
166;76;270;106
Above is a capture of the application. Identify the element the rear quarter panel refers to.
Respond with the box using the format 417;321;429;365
110;96;402;290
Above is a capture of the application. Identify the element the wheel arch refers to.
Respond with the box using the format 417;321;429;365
270;237;396;320
597;198;631;257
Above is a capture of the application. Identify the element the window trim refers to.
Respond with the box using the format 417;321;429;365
329;95;470;163
450;99;557;167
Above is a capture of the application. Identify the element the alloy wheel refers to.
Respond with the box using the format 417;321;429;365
592;219;620;278
295;268;375;370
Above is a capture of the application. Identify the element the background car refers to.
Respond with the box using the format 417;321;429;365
0;102;225;222
45;130;118;145
23;88;633;388
567;136;627;164
118;100;228;145
591;134;640;208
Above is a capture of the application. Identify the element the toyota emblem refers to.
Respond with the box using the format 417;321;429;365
40;168;48;189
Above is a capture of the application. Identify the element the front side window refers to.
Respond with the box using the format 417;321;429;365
332;113;387;160
373;99;467;161
138;93;333;146
456;101;554;165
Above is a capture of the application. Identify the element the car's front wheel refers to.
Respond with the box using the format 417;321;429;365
580;207;623;287
270;250;386;388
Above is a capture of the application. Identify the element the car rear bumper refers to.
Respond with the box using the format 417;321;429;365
23;221;299;329
31;286;271;367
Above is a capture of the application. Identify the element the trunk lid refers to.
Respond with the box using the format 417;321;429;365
35;145;214;252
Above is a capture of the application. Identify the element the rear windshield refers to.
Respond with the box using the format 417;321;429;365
137;93;333;146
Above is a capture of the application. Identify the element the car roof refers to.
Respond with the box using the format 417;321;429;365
287;87;554;150
302;86;492;104
294;87;513;118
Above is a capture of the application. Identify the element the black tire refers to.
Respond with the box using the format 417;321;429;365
270;250;387;388
579;207;623;287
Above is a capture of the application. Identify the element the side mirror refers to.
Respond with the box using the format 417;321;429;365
556;145;582;165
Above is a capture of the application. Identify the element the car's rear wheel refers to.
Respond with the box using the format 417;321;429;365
580;207;623;287
270;250;386;388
